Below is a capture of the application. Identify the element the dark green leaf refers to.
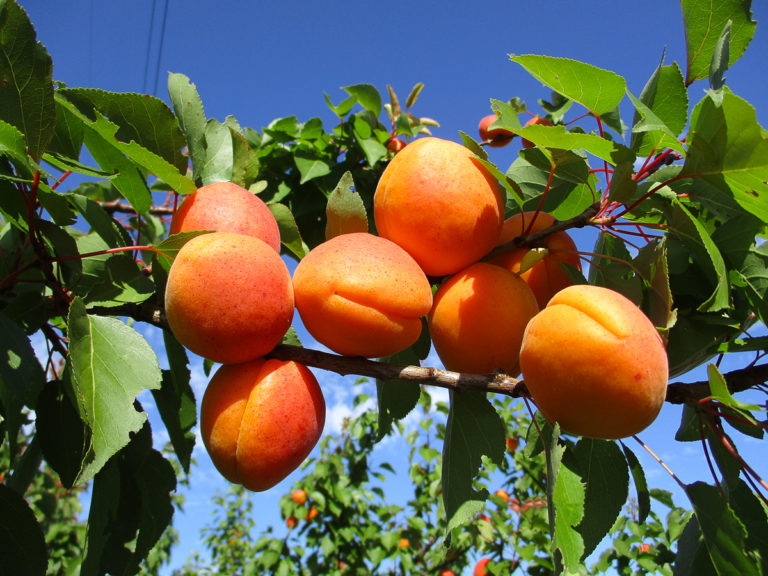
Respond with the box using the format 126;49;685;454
588;231;642;305
67;297;162;484
84;255;154;308
685;481;760;576
376;346;422;440
168;72;206;185
343;84;382;117
442;390;506;531
0;483;47;576
67;193;131;247
0;0;55;161
682;0;756;84
621;443;650;524
510;55;626;116
674;514;718;576
47;94;84;160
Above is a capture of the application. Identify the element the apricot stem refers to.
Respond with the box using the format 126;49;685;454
631;436;687;491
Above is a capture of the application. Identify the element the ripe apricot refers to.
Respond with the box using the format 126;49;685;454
489;211;581;309
292;489;308;504
170;181;281;253
478;114;514;147
200;358;325;492
428;263;538;375
165;232;293;364
292;232;433;358
474;558;490;576
519;284;668;439
522;115;553;148
495;489;510;502
374;137;504;276
386;136;406;153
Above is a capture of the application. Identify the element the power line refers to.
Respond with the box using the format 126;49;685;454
142;0;157;94
152;0;170;96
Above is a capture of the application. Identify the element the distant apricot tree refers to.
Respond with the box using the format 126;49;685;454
0;0;766;575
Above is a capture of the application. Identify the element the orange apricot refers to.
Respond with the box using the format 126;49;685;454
519;284;668;439
474;558;490;576
291;489;308;504
165;232;293;364
200;358;325;492
374;137;504;276
292;232;433;358
170;181;281;253
478;114;514;147
428;262;538;375
489;211;581;309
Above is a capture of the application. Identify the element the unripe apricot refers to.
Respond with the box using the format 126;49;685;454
292;232;433;358
200;358;325;492
165;232;293;364
170;181;281;253
374;137;504;276
478;114;514;147
428;263;538;375
519;285;668;439
489;211;581;309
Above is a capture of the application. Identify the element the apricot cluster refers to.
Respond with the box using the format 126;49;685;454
165;181;325;492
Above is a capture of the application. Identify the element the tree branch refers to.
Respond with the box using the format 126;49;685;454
98;200;174;216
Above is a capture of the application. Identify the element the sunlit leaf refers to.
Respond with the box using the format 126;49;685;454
325;171;368;240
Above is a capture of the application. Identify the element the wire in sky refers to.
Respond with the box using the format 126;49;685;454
142;0;157;94
152;0;170;96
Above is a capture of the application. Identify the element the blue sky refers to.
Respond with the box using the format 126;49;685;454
19;1;768;574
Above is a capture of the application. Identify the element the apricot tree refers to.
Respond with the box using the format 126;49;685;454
0;0;767;574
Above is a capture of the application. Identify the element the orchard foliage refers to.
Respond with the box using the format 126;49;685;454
0;0;767;574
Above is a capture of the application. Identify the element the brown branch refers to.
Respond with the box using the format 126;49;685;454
86;300;768;406
98;200;174;216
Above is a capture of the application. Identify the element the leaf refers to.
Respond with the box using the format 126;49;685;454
681;0;756;85
405;83;424;110
0;484;48;576
230;126;259;189
588;231;642;305
268;203;308;260
681;88;768;223
621;443;650;524
0;0;55;161
634;239;676;331
510;55;626;116
674;514;718;576
0;313;45;458
294;148;331;184
67;297;162;484
709;20;731;91
706;363;761;417
201;118;234;185
325;171;368;240
84;255;154;308
47;93;84;160
730;479;768;572
168;72;206;185
569;439;629;559
442;390;506;532
629;62;688;157
685;481;760;575
67;193;131;248
376;346;422;440
57;87;188;173
152;331;196;473
513;122;635;165
343;84;382;117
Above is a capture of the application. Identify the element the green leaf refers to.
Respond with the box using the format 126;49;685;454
685;481;760;576
510;55;626;116
230;126;259;189
634;239;676;331
0;0;55;161
0;118;30;172
675;514;718;576
325;171;368;240
152;331;196;473
201;118;234;185
67;193;131;248
621;443;650;524
442;390;506;532
268;203;308;260
0;312;45;458
514;123;635;165
47;94;84;160
681;88;768;223
343;84;382;117
294;148;331;184
706;363;761;417
84;255;154;308
404;83;424;110
568;439;628;559
588;231;642;305
681;0;756;84
57;87;188;174
67;297;162;484
709;20;731;91
0;484;47;576
168;72;207;185
629;62;688;157
730;479;768;572
376;347;422;440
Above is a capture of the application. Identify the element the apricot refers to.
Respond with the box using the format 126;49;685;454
519;284;668;439
200;358;325;492
489;211;581;309
170;181;281;253
478;114;514;147
428;263;538;375
374;137;504;276
292;232;433;358
474;558;490;576
165;232;293;364
291;489;308;504
522;115;553;148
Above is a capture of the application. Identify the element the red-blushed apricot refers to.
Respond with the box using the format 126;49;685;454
478;114;514;147
165;232;293;364
474;558;490;576
386;136;406;153
374;137;504;276
428;263;538;375
170;181;281;253
200;358;325;492
522;115;553;148
292;232;433;358
489;211;582;309
291;489;308;504
519;284;669;439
